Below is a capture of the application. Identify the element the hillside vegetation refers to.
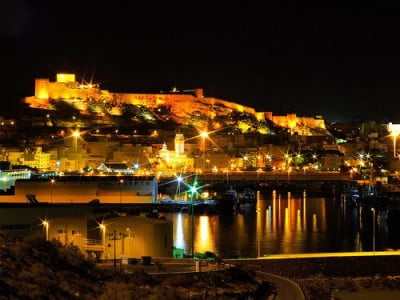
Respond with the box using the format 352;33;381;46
0;234;274;299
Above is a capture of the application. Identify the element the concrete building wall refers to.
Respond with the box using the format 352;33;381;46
103;216;173;259
321;155;344;170
0;206;92;239
0;208;173;258
5;177;158;204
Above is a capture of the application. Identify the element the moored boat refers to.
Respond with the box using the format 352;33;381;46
215;187;237;214
341;188;360;207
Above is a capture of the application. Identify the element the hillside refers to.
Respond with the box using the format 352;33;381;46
0;234;274;299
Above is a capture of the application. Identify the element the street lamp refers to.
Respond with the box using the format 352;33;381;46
189;183;198;258
200;131;208;171
371;207;376;252
50;179;55;203
99;223;106;252
176;175;183;200
392;133;398;159
42;220;49;241
389;123;400;158
243;155;248;169
119;179;124;204
109;230;122;268
72;130;80;153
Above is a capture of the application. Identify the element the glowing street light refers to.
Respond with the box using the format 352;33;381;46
72;130;80;153
200;131;208;138
176;174;183;199
119;179;124;204
242;155;249;170
50;179;55;203
99;223;106;251
190;185;197;258
42;220;49;241
388;122;400;158
187;180;201;258
392;133;399;159
200;131;208;171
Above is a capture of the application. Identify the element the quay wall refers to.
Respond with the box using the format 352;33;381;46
196;172;351;182
225;254;400;278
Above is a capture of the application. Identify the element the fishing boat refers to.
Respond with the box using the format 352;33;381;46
215;186;237;214
238;188;256;204
341;188;360;207
237;188;257;211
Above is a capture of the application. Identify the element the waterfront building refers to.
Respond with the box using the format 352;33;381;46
0;205;173;259
0;175;158;204
320;151;344;171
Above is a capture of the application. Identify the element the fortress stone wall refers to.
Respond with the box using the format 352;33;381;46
25;73;326;135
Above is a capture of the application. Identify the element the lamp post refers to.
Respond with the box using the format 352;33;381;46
72;130;81;171
176;175;183;200
119;179;124;204
389;123;400;159
109;230;122;268
72;130;80;153
42;220;49;241
50;179;55;203
371;208;376;252
99;223;106;252
190;185;197;258
200;131;208;171
392;133;398;159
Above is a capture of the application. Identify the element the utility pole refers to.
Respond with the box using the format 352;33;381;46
371;208;376;252
191;190;195;258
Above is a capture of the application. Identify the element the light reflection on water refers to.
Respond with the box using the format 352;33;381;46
163;190;400;258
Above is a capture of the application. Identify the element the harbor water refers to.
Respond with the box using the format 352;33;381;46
162;190;400;258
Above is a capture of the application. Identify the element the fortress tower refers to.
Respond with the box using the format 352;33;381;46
34;79;50;100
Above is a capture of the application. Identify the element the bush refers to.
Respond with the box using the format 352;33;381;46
99;282;134;300
224;266;256;283
162;274;194;287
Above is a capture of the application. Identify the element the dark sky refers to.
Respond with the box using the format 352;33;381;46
1;1;400;122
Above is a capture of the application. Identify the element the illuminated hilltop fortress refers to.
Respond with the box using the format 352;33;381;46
25;73;326;135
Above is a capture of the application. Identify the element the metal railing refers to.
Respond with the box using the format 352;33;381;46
84;238;103;245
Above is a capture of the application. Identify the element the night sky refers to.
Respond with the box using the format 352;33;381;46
2;1;400;122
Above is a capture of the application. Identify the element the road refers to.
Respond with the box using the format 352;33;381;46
257;271;304;300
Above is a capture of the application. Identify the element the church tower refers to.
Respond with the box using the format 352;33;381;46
175;132;185;156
